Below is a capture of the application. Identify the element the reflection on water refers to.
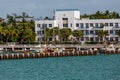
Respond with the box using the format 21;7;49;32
0;54;120;80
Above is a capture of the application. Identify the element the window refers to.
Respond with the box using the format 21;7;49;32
94;30;98;35
63;18;68;24
80;23;84;28
95;23;98;27
90;37;94;41
110;30;113;34
90;23;93;27
105;23;108;26
37;31;40;35
110;23;113;26
63;18;68;27
115;23;118;27
115;30;118;35
63;18;68;20
49;24;52;27
95;37;99;41
115;37;118;41
37;37;40;42
71;24;72;27
63;24;68;27
90;30;93;34
42;24;47;29
85;23;89;28
76;23;79;27
81;37;84;41
100;23;104;28
37;24;41;27
110;37;113;41
85;30;89;35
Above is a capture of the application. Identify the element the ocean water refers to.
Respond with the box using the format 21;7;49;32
0;54;120;80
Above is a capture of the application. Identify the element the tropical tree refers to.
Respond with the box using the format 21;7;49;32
60;28;72;42
80;10;120;19
98;30;109;44
2;26;11;43
7;14;16;26
51;27;59;42
20;28;35;44
0;26;3;43
117;30;120;41
17;22;35;44
104;10;110;18
72;30;83;42
44;28;51;42
9;26;19;42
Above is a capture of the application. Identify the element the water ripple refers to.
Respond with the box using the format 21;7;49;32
0;55;120;80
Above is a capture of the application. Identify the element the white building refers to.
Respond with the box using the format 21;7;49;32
35;9;120;42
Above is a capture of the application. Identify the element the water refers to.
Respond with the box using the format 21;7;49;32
0;54;120;80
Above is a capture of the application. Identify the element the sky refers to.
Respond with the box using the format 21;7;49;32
0;0;120;19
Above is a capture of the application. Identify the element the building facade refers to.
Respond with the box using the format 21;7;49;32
35;9;120;42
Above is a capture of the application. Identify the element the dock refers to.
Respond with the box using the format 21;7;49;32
0;44;120;60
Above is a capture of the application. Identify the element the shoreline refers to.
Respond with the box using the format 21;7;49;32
0;49;120;60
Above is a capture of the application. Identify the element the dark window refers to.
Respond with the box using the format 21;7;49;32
115;23;118;27
85;23;89;28
63;18;68;20
42;24;47;29
71;24;72;27
49;24;52;27
63;24;68;27
115;37;118;41
81;37;84;41
76;23;79;27
110;23;113;26
105;23;108;26
90;30;93;34
90;23;93;27
90;37;94;41
37;37;40;42
110;30;113;34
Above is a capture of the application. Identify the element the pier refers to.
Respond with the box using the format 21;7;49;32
0;44;120;60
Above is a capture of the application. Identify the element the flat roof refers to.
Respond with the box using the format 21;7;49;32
55;9;79;11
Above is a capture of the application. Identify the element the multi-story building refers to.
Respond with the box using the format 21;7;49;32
35;9;120;42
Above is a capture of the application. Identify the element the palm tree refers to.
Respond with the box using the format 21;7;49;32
72;30;83;42
2;26;11;43
117;30;120;41
51;27;59;42
104;10;110;18
9;26;19;42
44;28;51;42
60;28;72;42
17;22;35;44
0;26;3;43
98;30;109;44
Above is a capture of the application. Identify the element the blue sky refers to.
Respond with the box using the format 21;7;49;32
0;0;119;18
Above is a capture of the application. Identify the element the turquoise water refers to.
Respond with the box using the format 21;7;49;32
0;54;120;80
